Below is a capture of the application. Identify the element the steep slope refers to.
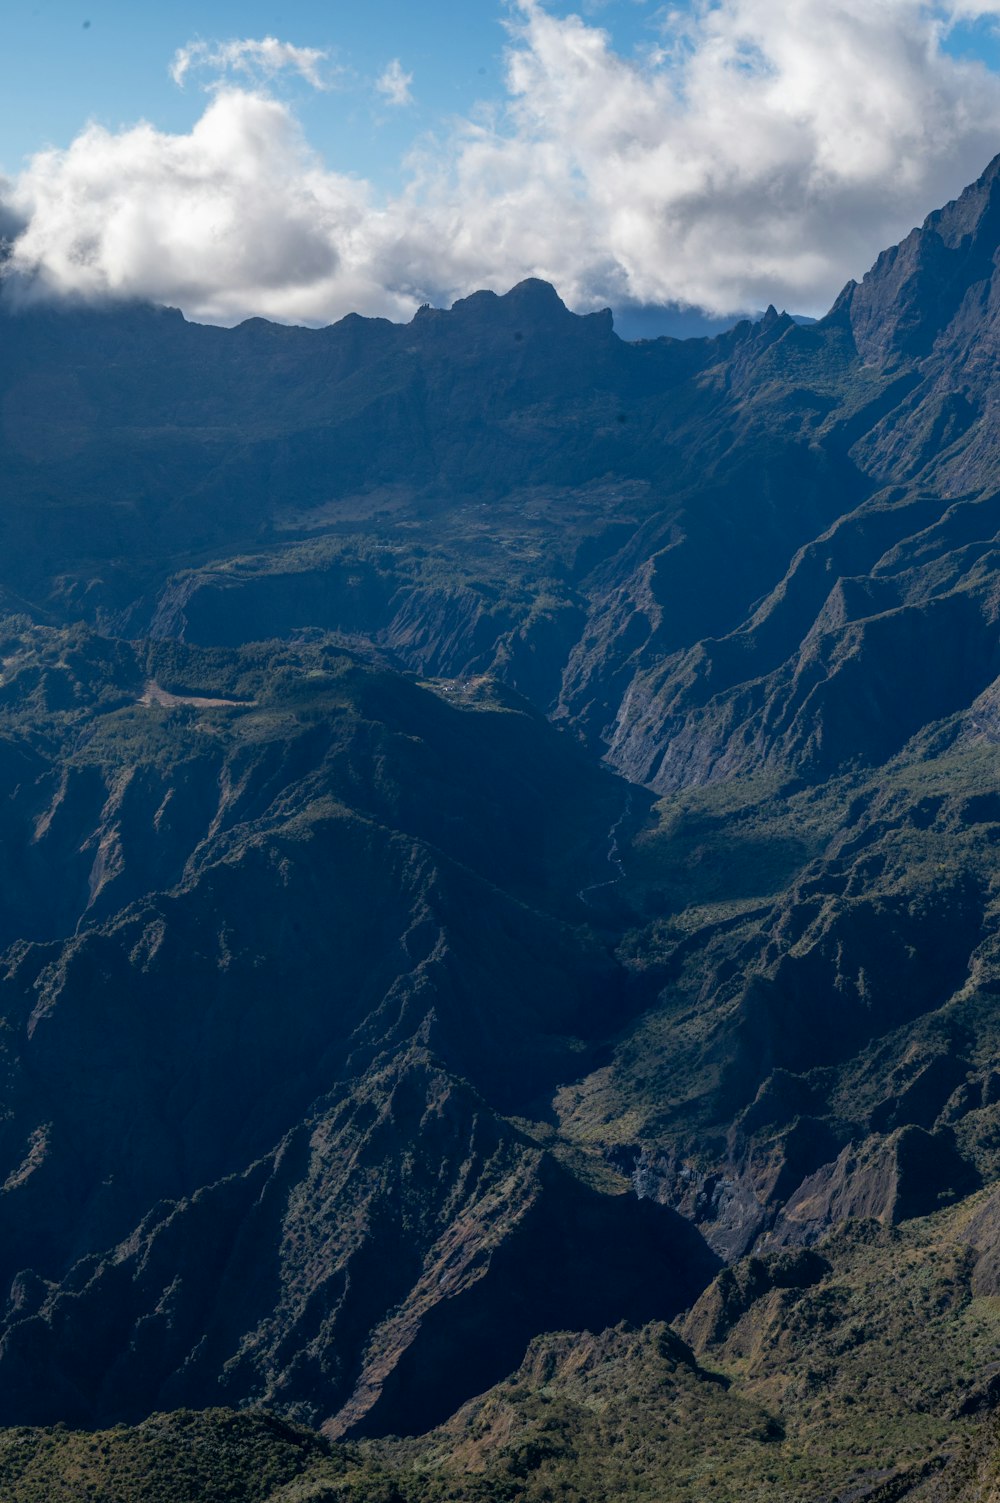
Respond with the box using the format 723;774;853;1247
553;732;1000;1261
593;157;1000;790
0;625;721;1431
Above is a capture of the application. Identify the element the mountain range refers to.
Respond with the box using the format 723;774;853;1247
0;155;1000;1501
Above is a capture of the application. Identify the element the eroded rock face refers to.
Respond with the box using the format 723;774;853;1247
845;154;1000;366
767;1127;978;1245
959;1187;1000;1298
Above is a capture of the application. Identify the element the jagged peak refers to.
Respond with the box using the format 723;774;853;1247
920;151;1000;249
845;153;1000;363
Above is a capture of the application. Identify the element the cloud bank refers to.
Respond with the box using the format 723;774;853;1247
5;0;1000;325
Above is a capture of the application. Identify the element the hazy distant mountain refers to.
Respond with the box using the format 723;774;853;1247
610;300;817;340
0;156;998;1501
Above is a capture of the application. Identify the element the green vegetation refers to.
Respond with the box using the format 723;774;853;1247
3;1194;998;1502
0;1411;352;1503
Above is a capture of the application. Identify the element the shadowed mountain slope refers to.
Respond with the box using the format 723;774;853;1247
0;627;723;1432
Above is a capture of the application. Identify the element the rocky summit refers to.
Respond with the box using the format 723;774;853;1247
1;159;1000;1502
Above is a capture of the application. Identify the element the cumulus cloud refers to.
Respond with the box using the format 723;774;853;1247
6;1;1000;325
476;0;1000;313
170;36;331;91
1;91;416;323
376;59;414;107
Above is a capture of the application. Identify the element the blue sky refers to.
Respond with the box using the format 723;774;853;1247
4;0;1000;326
20;1;999;187
1;0;667;186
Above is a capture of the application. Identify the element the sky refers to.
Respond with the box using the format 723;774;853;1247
3;0;1000;326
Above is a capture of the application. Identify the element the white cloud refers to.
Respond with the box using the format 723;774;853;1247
376;59;414;107
170;36;331;91
6;3;1000;326
1;91;414;324
479;0;1000;313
